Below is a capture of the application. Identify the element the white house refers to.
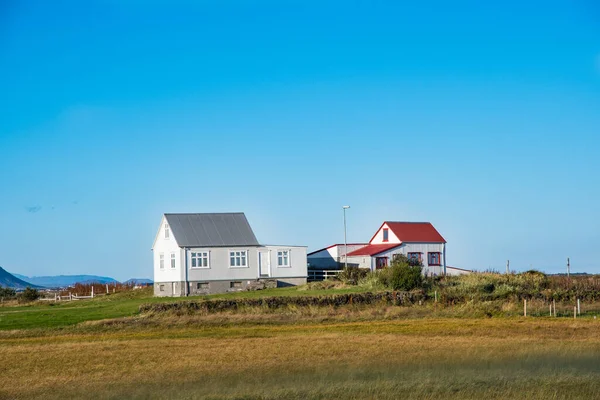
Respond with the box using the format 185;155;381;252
152;212;307;296
308;221;467;276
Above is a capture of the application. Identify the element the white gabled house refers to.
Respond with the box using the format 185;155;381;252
308;221;467;276
152;212;307;296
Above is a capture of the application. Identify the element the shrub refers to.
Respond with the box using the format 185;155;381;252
19;287;40;302
337;267;369;285
0;286;16;300
378;255;423;291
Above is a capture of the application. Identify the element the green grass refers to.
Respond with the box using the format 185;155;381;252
0;285;371;331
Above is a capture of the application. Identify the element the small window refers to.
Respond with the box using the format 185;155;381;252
408;252;422;262
428;252;441;266
170;253;176;268
383;229;389;242
277;250;290;267
230;281;242;289
159;284;165;292
164;223;170;239
159;253;165;269
197;282;209;290
229;251;247;267
191;252;210;268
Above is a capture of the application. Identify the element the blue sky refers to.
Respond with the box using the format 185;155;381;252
1;1;599;280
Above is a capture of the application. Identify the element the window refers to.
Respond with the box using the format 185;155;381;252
164;223;170;239
170;253;176;268
383;229;389;242
230;281;242;289
159;284;165;292
229;250;247;267
428;252;441;266
191;252;210;268
159;253;164;269
408;252;422;262
277;250;290;267
197;282;209;290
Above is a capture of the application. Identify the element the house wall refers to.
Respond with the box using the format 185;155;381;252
372;243;446;275
446;267;471;276
308;244;367;269
154;245;308;297
370;223;401;244
346;255;373;269
152;216;185;285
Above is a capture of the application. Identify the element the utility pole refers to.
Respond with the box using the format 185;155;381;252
506;260;510;274
342;206;350;269
567;257;570;278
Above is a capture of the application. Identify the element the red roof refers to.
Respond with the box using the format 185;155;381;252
370;222;446;244
347;243;402;256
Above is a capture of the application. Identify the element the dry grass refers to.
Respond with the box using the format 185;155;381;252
1;317;600;399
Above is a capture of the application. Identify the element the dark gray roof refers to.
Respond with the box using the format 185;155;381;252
164;213;260;247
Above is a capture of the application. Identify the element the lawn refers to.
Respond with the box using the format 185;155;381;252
0;285;371;331
2;285;600;399
1;317;599;399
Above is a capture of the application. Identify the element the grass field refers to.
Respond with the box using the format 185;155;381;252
2;286;600;399
0;285;371;331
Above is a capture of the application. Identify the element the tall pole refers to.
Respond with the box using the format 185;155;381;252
343;206;350;269
567;257;570;278
506;260;510;274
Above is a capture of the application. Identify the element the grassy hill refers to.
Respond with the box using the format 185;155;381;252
0;266;43;289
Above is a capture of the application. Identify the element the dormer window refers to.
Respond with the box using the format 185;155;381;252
164;223;170;239
383;228;389;242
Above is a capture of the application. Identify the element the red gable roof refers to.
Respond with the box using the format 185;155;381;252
370;222;446;244
347;243;402;256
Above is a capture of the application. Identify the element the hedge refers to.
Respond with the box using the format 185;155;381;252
139;291;425;314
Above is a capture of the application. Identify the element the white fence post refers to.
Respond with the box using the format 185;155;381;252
524;299;527;317
577;298;580;315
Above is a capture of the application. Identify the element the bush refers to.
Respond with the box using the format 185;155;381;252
337;267;369;285
19;287;40;302
379;255;423;291
0;286;16;300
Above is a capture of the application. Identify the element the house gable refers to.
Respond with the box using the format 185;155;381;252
369;223;401;245
152;215;180;250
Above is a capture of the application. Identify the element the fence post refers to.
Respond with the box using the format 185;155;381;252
574;306;577;319
106;284;109;294
577;298;580;315
549;303;552;317
69;292;72;301
524;299;527;317
435;291;438;303
553;299;556;317
91;286;94;298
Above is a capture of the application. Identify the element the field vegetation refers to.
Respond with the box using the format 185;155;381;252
2;268;600;399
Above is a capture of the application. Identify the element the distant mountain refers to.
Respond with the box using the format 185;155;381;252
0;267;44;289
11;274;118;288
123;278;153;285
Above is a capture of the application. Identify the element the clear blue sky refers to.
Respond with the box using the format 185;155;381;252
1;1;599;280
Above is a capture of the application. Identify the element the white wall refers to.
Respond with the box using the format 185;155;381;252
185;245;307;282
152;216;184;284
370;223;401;245
446;266;471;276
372;243;446;275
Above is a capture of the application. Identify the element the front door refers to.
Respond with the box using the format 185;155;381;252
376;257;388;270
259;251;270;277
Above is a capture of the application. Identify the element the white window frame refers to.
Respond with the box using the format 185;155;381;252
170;252;176;269
229;250;248;268
190;251;210;269
159;253;165;269
277;249;291;268
164;223;170;239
